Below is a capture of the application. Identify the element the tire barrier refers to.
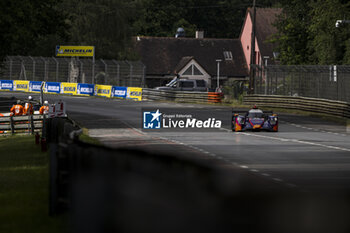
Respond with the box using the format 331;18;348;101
243;94;350;118
142;88;223;104
208;92;223;103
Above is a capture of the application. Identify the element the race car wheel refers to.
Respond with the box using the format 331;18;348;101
231;116;235;132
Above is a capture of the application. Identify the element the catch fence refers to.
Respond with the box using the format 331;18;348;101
0;56;146;87
252;65;350;102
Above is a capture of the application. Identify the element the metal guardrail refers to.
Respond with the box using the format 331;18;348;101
0;114;45;134
142;88;223;103
243;95;350;118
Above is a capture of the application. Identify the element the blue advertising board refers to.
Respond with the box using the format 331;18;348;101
77;83;94;96
29;81;43;92
111;86;127;98
0;80;13;91
44;82;60;94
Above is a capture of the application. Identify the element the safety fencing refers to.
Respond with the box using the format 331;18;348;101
142;88;223;103
0;80;143;101
243;94;350;118
0;56;146;87
0;114;45;134
252;64;350;103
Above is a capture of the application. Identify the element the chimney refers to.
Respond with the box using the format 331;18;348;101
195;31;204;39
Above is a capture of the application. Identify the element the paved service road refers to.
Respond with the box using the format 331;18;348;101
3;92;350;193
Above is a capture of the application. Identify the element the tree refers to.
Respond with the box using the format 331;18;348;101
63;0;138;59
271;0;312;65
0;0;69;60
308;0;350;65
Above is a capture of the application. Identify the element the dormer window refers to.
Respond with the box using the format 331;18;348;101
223;51;233;60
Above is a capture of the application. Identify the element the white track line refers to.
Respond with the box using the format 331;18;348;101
238;132;350;152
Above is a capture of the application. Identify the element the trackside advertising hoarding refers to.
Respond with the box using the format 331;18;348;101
29;81;43;92
60;82;77;95
56;45;94;57
13;80;29;92
0;80;13;91
111;86;127;98
127;87;142;101
44;82;61;94
77;83;94;96
94;85;112;98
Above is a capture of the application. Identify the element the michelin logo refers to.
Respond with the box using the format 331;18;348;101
143;109;162;129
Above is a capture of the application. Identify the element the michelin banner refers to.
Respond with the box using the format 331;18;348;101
44;82;61;94
94;85;112;98
0;80;13;91
13;80;29;92
111;86;127;98
127;87;142;101
29;81;43;92
77;83;94;96
60;82;77;95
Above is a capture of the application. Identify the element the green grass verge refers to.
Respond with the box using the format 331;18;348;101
78;128;102;145
0;135;67;233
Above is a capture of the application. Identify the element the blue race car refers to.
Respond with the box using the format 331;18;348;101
232;106;278;132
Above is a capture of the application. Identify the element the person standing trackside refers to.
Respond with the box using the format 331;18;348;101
24;96;34;115
10;100;24;116
39;101;49;115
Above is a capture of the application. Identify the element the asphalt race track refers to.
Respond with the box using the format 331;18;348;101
3;92;350;232
3;92;350;192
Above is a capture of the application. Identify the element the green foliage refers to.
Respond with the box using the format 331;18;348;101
273;0;350;65
308;0;350;65
270;0;311;64
0;0;69;60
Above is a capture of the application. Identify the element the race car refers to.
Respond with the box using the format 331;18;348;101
232;106;278;132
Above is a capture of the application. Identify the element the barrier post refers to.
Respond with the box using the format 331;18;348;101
30;115;34;134
10;116;14;134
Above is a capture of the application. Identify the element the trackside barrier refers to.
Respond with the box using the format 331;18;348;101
142;88;223;104
0;80;143;101
45;82;61;94
243;95;350;118
94;84;112;98
0;114;45;134
0;80;13;91
127;87;142;100
60;82;77;95
111;86;127;98
47;117;345;233
29;81;43;92
208;92;223;103
13;80;29;92
76;83;94;96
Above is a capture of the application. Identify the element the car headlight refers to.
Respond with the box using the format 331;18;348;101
269;117;278;125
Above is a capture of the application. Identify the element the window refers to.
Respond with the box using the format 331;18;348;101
181;81;194;88
223;51;233;60
193;66;202;75
183;64;203;76
196;80;206;87
183;66;192;75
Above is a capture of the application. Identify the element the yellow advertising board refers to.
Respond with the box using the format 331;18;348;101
94;85;112;98
56;45;94;57
13;80;29;92
127;87;142;101
60;82;77;95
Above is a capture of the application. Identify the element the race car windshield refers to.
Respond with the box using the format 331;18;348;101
247;112;264;118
